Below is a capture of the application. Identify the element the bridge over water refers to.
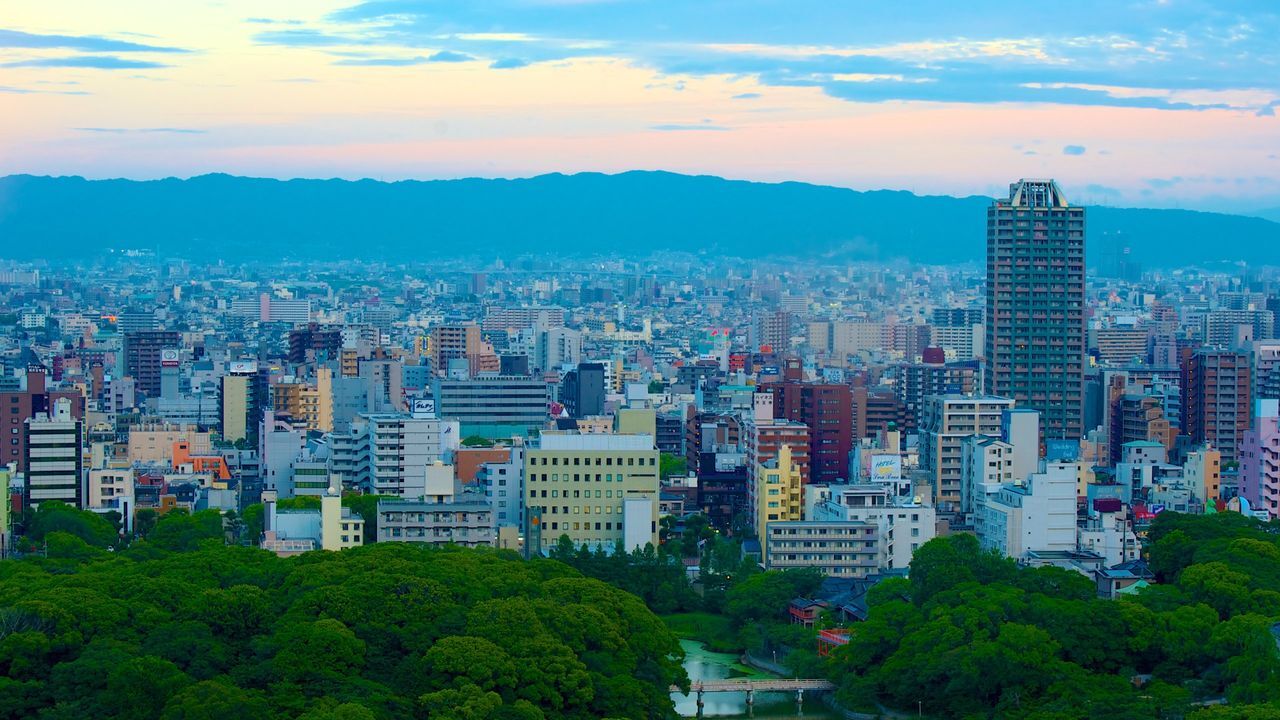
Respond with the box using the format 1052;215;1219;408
671;678;836;715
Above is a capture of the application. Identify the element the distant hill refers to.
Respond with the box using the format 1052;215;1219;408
0;171;1276;265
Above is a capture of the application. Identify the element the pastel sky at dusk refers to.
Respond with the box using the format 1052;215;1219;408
1;0;1277;213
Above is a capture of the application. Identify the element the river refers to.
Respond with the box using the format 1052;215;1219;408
672;639;838;718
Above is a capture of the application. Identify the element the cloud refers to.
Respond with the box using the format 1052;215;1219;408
731;92;761;99
1063;144;1087;155
252;29;366;47
245;18;304;25
427;50;474;63
650;123;730;131
490;57;528;69
0;28;186;53
74;127;206;134
0;84;91;95
1084;183;1122;198
334;56;428;66
1145;177;1184;189
288;1;1280;113
3;56;171;69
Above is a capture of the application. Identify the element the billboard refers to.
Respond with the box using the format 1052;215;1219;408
410;397;437;418
870;454;902;481
161;349;179;367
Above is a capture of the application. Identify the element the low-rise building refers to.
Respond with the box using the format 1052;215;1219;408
764;520;879;578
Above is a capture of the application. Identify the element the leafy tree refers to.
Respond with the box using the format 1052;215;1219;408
25;501;117;547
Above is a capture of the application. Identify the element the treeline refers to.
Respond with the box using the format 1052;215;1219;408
832;513;1280;719
548;532;827;669
0;512;687;720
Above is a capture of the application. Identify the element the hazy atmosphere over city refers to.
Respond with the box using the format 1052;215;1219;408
2;0;1279;214
2;3;1280;720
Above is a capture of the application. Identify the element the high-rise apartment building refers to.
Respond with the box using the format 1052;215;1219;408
1183;349;1251;463
124;330;180;399
761;380;851;484
985;179;1085;440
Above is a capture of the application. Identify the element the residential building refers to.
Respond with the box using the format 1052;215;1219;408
977;462;1078;560
752;444;805;541
1240;399;1280;519
985;178;1086;440
919;394;1015;512
123;330;180;399
764;520;879;578
1183;349;1251;463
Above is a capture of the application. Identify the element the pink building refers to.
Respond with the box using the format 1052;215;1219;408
1239;399;1280;519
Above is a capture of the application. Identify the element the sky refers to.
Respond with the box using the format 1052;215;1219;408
1;0;1278;214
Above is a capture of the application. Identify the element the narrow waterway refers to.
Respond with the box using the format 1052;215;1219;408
672;639;838;718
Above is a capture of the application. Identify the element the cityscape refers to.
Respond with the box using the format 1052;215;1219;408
2;2;1280;720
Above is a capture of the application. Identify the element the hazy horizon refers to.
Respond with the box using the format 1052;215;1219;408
2;1;1277;216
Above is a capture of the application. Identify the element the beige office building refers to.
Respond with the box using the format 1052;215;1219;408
524;433;659;554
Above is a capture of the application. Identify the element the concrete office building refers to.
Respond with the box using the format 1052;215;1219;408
752;444;805;541
985;179;1086;440
762;376;852;484
433;376;551;439
377;500;495;546
23;398;83;508
480;443;525;529
220;361;260;445
561;362;605;419
523;432;659;554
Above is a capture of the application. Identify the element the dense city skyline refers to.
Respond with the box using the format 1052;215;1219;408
2;1;1279;215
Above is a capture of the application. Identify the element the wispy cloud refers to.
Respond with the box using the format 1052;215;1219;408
428;50;473;63
334;56;429;66
650;123;730;131
3;56;172;69
74;127;206;134
490;57;529;69
0;28;186;53
271;1;1280;114
1063;145;1087;155
731;92;761;100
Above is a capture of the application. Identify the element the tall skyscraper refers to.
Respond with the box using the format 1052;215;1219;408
985;179;1085;440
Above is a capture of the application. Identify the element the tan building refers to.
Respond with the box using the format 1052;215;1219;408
753;444;805;541
430;323;499;377
127;424;212;464
920;395;1016;513
524;433;659;554
274;368;334;433
1184;446;1222;507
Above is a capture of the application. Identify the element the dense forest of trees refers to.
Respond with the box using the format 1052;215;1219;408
832;513;1280;719
0;509;687;720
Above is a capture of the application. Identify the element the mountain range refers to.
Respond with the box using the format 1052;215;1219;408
0;171;1276;266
